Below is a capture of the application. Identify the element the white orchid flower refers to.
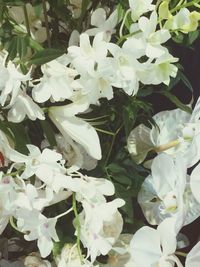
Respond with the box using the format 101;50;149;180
68;32;108;75
190;162;200;204
130;217;183;267
7;90;45;122
138;49;178;85
32;58;77;103
127;97;200;165
0;58;31;107
86;8;119;41
9;145;65;180
17;210;59;258
138;153;200;226
164;8;200;33
185;241;200;267
137;11;171;58
79;199;125;262
49;101;102;160
107;43;141;96
56;243;99;267
129;0;155;22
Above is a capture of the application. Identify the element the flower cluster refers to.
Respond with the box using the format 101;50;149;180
0;0;199;266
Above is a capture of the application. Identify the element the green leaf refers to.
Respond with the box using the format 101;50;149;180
29;48;64;65
0;0;25;6
29;38;44;51
40;120;57;147
8;123;30;154
179;71;193;92
187;30;200;46
172;32;184;44
161;90;192;114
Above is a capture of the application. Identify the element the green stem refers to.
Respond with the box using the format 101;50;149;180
117;30;141;45
104;124;123;166
171;0;200;13
42;0;51;48
95;127;115;136
4;166;25;178
72;193;83;263
23;5;31;36
55;207;74;220
175;251;187;257
84;115;110;121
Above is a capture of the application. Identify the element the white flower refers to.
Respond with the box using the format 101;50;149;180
49;101;102;160
190;162;200;204
137;11;171;58
138;51;178;85
7;90;45;122
185;241;200;267
79;199;125;262
127;98;200;165
68;33;108;75
56;244;97;267
164;8;200;33
138;154;200;226
17;210;59;257
14;183;54;211
0;58;31;106
55;134;97;173
108;43;141;96
9;145;65;180
130;218;183;267
32;58;77;103
72;174;115;203
129;0;155;22
0;174;19;234
86;8;119;41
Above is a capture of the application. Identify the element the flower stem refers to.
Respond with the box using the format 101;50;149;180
95;127;115;136
23;5;31;36
55;207;74;220
42;0;51;48
175;251;187;257
72;193;83;263
171;0;200;13
154;140;180;153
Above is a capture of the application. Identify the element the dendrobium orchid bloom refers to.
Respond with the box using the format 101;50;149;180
48;101;102;160
86;8;119;41
17;210;59;258
32;58;77;103
129;0;155;22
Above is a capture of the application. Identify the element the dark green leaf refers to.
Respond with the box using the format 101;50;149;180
161;90;192;114
29;49;64;65
40;120;57;147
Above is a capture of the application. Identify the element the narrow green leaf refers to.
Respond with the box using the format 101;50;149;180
40;120;57;147
29;48;64;65
179;71;193;92
161;90;192;114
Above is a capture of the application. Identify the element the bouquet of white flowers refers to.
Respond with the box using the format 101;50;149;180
0;0;200;266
